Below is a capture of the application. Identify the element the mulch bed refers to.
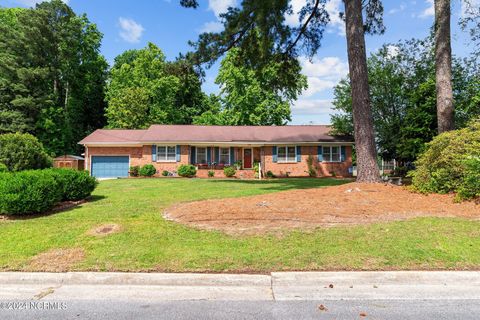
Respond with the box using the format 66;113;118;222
163;182;480;235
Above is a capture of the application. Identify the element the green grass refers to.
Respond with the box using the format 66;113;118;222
1;177;479;272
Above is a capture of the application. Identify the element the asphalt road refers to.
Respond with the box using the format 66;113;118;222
1;299;479;320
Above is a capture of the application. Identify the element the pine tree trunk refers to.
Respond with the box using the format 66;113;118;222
435;0;454;133
344;0;381;183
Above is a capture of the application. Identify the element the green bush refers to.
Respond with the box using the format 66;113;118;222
0;133;52;171
162;170;169;177
139;164;156;177
223;166;236;177
0;163;7;172
177;164;197;177
0;170;62;215
409;120;480;201
46;169;98;201
266;170;276;178
129;165;140;177
208;170;215;177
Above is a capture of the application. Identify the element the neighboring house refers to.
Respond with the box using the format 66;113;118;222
79;125;354;179
53;155;85;170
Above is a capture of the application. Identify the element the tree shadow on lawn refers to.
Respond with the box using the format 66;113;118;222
1;195;106;221
207;178;353;193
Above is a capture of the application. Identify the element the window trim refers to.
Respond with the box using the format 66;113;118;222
219;147;230;165
276;145;297;163
156;145;177;162
322;146;341;163
196;147;208;164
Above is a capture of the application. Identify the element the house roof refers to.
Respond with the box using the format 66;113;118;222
79;125;353;145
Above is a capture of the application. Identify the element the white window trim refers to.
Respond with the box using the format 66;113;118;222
219;147;230;165
156;145;177;163
277;145;297;163
322;146;342;163
196;147;208;164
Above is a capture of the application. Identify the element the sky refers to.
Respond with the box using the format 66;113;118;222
2;0;477;124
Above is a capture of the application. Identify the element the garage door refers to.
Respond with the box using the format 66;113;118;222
91;156;129;178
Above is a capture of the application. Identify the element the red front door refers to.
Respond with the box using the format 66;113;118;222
243;148;252;169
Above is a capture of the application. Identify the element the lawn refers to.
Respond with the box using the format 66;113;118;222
1;178;479;272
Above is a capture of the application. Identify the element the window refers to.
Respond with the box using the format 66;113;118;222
196;147;207;164
157;146;176;162
277;146;296;163
219;148;230;164
323;146;341;162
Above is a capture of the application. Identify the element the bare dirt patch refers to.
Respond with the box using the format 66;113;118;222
87;223;122;237
164;183;480;235
27;248;85;272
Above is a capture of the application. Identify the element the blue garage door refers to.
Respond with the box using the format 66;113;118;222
91;156;129;178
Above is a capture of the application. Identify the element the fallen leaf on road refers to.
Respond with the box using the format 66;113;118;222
360;312;367;317
318;304;327;311
329;284;334;288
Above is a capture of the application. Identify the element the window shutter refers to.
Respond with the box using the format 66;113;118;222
296;146;301;162
190;146;196;164
176;146;181;162
207;147;212;164
341;146;346;162
152;145;157;162
230;147;235;164
272;146;277;163
317;146;323;162
214;147;220;163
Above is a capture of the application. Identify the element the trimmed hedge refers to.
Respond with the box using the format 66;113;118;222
0;133;52;171
177;164;197;177
223;166;236;177
139;164;156;177
409;119;480;201
0;169;97;215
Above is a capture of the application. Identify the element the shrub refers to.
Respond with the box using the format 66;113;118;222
177;164;197;177
306;155;317;177
266;170;275;178
0;133;52;171
0;170;62;215
162;170;169;177
46;169;98;201
208;170;215;177
139;164;156;177
409;119;480;201
0;163;7;172
223;166;236;177
129;165;140;177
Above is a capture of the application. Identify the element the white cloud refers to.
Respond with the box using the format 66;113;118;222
419;0;434;18
199;21;224;33
208;0;236;18
14;0;69;6
292;99;335;116
285;0;307;26
118;17;145;43
388;3;406;15
299;56;348;96
461;0;480;18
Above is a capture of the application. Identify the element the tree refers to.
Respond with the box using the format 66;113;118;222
106;43;208;128
434;0;454;133
194;48;307;125
0;133;52;171
181;0;385;182
460;0;480;59
0;1;108;155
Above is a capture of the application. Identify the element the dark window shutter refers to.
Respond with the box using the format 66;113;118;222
190;146;196;164
272;146;277;163
317;146;323;162
176;145;181;162
207;147;212;164
296;146;301;162
152;145;157;162
214;147;220;163
230;147;235;164
341;146;346;162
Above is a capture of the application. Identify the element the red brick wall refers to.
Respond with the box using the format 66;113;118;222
262;146;352;178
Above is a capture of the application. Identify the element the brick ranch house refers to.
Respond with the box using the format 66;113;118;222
79;125;354;179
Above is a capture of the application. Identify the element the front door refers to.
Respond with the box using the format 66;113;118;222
243;148;252;169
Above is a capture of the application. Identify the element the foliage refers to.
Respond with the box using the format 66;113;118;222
46;168;98;201
106;43;209;128
207;170;215;178
0;133;52;171
409;120;480;201
460;0;480;59
306;155;317;177
129;166;140;177
0;2;108;155
139;164;156;177
0;163;7;172
266;170;276;178
223;166;236;178
0;170;61;215
162;170;169;177
331;37;480;162
177;164;197;177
